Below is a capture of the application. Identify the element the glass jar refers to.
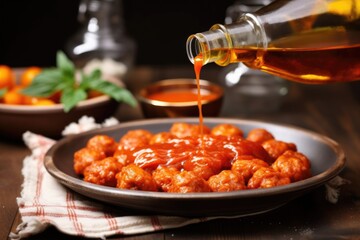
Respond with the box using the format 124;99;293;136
65;0;136;82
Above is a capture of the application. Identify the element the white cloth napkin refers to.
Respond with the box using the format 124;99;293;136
10;117;349;239
9;117;215;239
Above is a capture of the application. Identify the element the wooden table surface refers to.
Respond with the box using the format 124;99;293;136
1;66;360;240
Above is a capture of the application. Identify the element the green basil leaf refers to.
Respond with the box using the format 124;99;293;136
61;88;87;112
18;50;136;112
89;69;101;80
0;88;7;98
79;69;102;90
88;78;137;107
32;68;62;83
55;80;73;92
57;51;75;78
21;69;63;97
79;72;91;89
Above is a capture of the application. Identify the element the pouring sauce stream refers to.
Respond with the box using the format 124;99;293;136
194;54;205;150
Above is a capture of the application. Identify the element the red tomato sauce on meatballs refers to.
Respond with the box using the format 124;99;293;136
74;123;312;193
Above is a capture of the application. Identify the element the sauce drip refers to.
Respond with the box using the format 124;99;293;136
194;54;204;150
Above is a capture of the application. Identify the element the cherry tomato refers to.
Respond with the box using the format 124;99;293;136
23;96;55;106
20;66;42;87
87;89;104;99
0;65;15;89
3;86;25;105
32;99;56;106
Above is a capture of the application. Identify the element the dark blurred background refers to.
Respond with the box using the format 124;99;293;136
0;0;233;67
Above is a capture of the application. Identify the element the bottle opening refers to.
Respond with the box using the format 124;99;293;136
186;26;231;66
186;34;202;64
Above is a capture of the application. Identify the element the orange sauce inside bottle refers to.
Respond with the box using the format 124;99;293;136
233;44;360;83
208;29;360;84
208;44;360;83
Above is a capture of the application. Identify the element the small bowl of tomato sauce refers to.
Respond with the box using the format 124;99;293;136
138;78;224;118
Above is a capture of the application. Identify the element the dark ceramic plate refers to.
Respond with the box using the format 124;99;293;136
44;118;346;217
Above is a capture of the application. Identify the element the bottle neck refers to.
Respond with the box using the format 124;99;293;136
186;13;267;66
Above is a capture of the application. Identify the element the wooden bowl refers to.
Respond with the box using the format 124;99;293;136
0;95;119;141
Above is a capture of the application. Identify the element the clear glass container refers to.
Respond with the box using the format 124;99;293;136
65;0;136;81
187;0;360;84
219;0;289;116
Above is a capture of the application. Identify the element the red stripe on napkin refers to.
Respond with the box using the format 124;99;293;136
66;192;85;236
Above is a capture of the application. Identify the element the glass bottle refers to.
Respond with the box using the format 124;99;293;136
186;0;360;84
224;0;274;24
65;0;136;81
219;0;288;116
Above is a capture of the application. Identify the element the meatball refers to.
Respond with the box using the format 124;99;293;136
262;139;297;161
167;171;211;193
170;123;210;138
152;166;179;192
211;124;243;137
231;158;269;183
246;128;274;144
149;132;173;145
183;152;223;180
116;164;157;191
208;170;246;192
247;167;291;189
86;135;118;156
228;139;272;164
272;150;311;182
113;147;133;166
73;122;313;193
118;129;153;150
83;157;123;187
114;129;153;165
74;147;106;175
